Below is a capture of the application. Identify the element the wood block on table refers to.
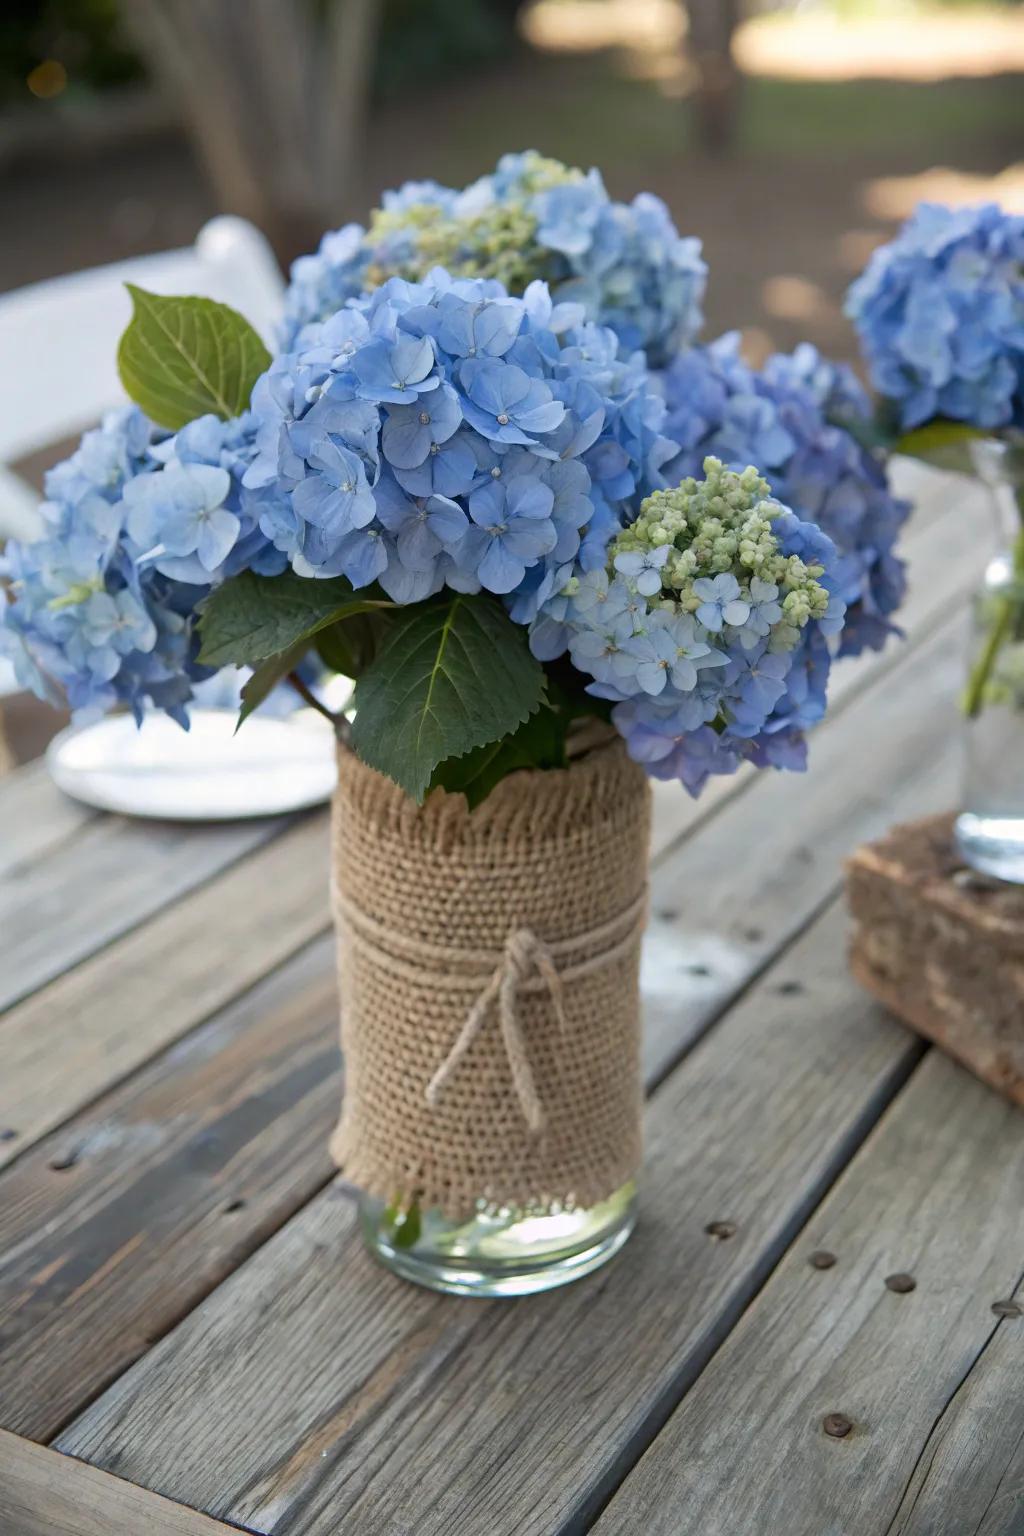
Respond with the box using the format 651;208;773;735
847;813;1024;1106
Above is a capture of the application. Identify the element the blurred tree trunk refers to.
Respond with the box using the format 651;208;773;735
121;0;382;267
687;0;741;154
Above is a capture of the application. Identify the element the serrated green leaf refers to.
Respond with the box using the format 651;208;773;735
117;285;271;429
430;703;568;809
197;570;391;667
236;642;309;729
351;595;546;802
316;611;394;679
892;418;989;473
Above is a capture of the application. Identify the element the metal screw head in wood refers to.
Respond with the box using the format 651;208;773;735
705;1220;737;1241
823;1413;853;1439
885;1272;916;1293
992;1299;1022;1319
809;1250;837;1269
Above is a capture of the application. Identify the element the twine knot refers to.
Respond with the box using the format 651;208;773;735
426;927;566;1133
334;888;647;1139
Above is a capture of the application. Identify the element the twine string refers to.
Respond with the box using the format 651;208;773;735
334;891;647;1134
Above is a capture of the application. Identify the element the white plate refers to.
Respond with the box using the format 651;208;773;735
46;709;339;821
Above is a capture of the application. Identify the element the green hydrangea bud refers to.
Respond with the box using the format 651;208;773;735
607;456;831;638
362;155;584;295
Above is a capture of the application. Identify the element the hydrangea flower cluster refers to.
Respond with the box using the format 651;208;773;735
533;458;845;795
0;407;288;721
281;151;707;365
246;271;675;617
657;333;910;655
845;202;1024;431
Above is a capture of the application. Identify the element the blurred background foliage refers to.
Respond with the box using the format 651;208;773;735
1;0;1021;366
0;0;524;105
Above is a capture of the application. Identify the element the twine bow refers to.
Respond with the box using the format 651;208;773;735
425;928;565;1133
333;889;647;1138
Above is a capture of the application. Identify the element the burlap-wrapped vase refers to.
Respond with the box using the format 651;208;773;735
329;733;651;1219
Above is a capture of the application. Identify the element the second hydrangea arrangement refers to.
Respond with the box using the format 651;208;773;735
844;198;1024;883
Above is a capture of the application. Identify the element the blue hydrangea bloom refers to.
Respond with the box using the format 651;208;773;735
535;459;845;796
279;151;706;365
246;271;673;609
0;407;286;723
846;202;1024;431
657;333;910;656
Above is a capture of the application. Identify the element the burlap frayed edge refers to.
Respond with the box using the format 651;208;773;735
336;729;645;855
329;1119;643;1219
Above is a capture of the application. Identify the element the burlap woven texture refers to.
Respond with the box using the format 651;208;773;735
329;734;651;1218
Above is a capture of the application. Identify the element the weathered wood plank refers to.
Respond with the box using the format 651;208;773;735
5;575;964;1450
0;809;290;1012
0;814;331;1168
8;460;982;1505
49;571;970;1520
0;937;339;1442
57;900;924;1534
642;613;962;1083
887;1283;1024;1535
0;1428;237;1536
0;611;953;1443
649;462;985;862
592;1052;1024;1536
0;761;96;880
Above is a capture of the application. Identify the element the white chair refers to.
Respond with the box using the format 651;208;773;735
0;216;285;734
0;215;284;543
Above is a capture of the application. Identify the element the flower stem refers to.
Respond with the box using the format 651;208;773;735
963;491;1024;720
287;670;351;743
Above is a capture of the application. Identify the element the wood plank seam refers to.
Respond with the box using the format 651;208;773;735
0;763;99;882
0;933;343;1444
0;1426;260;1535
45;1162;344;1453
53;900;932;1533
0;912;334;1179
588;1049;1024;1536
3;812;95;885
881;1266;1024;1536
645;881;842;1095
574;1031;931;1536
0;810;302;1014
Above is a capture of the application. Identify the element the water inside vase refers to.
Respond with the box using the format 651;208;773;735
957;446;1024;886
360;1180;636;1297
957;651;1024;884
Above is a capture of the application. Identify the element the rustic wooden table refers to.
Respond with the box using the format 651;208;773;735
1;467;1022;1536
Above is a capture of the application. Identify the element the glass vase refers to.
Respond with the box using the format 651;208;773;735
955;439;1024;884
329;734;650;1298
359;1181;637;1298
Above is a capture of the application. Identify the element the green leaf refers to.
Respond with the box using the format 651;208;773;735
892;418;989;474
316;611;394;679
236;642;309;729
197;570;390;667
430;703;568;809
117;285;271;429
351;594;546;802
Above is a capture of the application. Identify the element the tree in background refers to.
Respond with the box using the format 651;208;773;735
687;0;742;152
120;0;382;266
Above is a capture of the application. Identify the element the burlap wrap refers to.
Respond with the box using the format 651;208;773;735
329;734;651;1218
